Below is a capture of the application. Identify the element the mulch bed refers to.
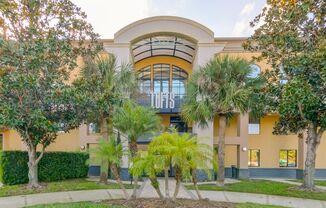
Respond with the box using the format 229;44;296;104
103;198;234;208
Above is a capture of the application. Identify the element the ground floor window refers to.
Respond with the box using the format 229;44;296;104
88;122;100;135
248;149;260;167
279;149;297;167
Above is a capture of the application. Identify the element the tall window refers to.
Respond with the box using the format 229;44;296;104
172;65;187;98
137;64;188;95
153;64;170;93
138;66;151;93
248;149;260;167
248;113;260;134
0;134;3;150
279;150;297;167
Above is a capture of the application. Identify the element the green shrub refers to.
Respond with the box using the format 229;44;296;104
0;151;89;185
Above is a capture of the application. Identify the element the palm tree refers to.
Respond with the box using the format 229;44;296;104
188;142;215;200
113;101;161;198
75;54;137;184
92;137;129;199
182;55;262;186
148;131;174;198
129;151;165;199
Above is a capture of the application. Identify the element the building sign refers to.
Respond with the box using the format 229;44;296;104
150;92;175;109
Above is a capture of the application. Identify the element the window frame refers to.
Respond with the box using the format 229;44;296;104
248;149;260;167
248;113;260;135
87;122;100;135
279;149;297;167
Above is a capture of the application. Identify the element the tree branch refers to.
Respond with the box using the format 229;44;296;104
36;145;45;165
317;127;325;143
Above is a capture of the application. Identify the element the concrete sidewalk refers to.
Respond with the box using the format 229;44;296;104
0;179;326;208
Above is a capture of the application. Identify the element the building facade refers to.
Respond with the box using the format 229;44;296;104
1;16;326;180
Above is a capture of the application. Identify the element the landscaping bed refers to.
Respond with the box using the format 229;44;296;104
26;200;286;208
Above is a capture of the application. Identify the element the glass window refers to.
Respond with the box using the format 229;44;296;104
279;150;297;167
0;134;3;150
248;149;260;167
172;66;188;97
88;122;100;134
248;113;260;134
153;64;170;93
137;66;151;93
249;64;261;78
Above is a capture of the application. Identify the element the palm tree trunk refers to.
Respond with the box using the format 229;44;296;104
192;169;202;200
164;165;170;198
129;139;139;198
150;177;164;199
111;163;129;199
302;125;322;190
217;114;226;186
173;167;181;201
99;118;109;184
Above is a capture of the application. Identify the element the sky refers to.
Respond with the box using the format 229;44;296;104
71;0;266;39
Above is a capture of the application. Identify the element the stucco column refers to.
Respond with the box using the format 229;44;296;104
237;113;249;178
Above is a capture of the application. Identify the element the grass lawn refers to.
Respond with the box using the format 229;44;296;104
185;180;326;201
26;202;286;208
288;180;326;187
25;202;122;208
0;179;134;197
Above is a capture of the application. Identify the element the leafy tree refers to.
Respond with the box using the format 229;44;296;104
74;55;137;184
182;56;262;186
0;0;100;188
150;131;213;201
92;138;129;199
113;100;161;198
244;0;326;190
130;151;165;199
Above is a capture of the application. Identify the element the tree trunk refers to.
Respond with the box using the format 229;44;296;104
192;169;202;200
150;177;164;199
129;139;139;198
302;126;321;190
99;118;109;184
111;163;129;199
27;144;42;188
173;167;181;201
217;114;226;186
164;165;170;198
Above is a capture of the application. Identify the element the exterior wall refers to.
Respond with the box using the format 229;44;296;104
1;16;326;179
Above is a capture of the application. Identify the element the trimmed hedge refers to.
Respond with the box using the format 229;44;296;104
0;151;89;185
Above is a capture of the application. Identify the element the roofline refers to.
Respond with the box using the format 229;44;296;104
214;37;249;41
114;16;214;39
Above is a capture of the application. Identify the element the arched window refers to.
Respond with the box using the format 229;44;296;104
249;64;261;78
153;64;170;93
138;66;151;93
137;64;188;94
172;65;188;98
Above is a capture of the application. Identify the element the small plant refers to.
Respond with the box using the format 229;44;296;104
92;137;129;199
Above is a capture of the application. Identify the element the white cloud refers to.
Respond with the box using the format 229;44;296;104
232;2;256;36
72;0;153;38
240;2;255;16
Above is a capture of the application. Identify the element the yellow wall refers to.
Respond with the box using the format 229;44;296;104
2;129;81;152
225;145;237;167
217;52;269;72
134;56;192;74
248;115;298;168
213;114;239;140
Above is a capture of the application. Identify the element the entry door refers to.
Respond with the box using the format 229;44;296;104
170;116;187;132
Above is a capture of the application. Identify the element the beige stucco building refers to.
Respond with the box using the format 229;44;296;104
1;16;326;180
